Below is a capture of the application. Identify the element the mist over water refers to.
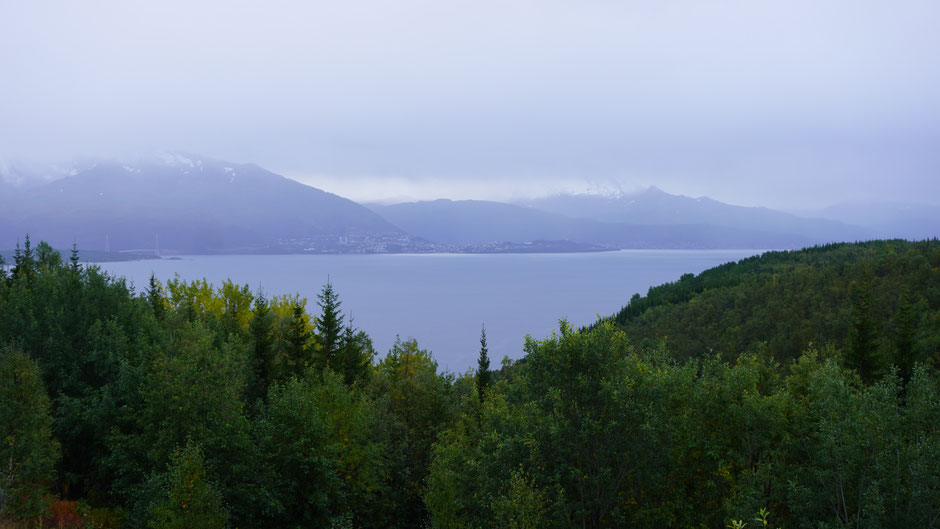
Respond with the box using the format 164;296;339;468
98;250;763;371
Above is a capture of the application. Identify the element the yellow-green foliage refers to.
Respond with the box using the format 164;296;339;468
0;348;60;519
165;276;258;332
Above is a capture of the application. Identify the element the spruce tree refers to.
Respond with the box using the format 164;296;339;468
12;235;35;280
893;291;917;385
338;315;374;386
848;279;878;383
476;324;491;403
315;281;344;371
69;243;81;273
248;292;275;403
147;273;166;320
283;300;312;377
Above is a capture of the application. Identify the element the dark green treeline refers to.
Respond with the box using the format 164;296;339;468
1;238;938;528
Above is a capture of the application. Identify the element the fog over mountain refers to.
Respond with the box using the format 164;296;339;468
2;1;938;210
800;202;940;241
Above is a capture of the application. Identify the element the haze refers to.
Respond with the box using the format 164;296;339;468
2;0;939;208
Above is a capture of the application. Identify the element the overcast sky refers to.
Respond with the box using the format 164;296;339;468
1;0;938;208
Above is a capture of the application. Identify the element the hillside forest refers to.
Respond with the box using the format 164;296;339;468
1;238;938;528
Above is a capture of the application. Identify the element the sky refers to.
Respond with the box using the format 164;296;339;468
1;0;939;208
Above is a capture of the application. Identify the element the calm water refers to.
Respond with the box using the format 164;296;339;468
98;250;763;372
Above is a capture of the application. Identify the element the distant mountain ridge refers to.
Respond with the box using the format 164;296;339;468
519;187;874;242
369;190;875;249
0;154;405;253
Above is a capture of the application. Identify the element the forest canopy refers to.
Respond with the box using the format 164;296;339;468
0;237;937;528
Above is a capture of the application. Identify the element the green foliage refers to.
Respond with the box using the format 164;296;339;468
491;467;551;529
2;237;937;529
848;278;880;382
148;442;229;529
146;273;166;320
0;348;60;519
338;321;375;387
371;337;457;527
315;281;344;369
246;292;276;405
610;240;940;373
278;299;313;379
427;321;940;529
254;371;383;529
476;324;490;404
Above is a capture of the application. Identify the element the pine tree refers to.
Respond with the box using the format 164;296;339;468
315;281;344;371
248;292;276;403
476;324;491;403
338;315;374;386
147;273;166;320
12;235;35;280
69;243;81;273
281;300;312;378
848;279;878;383
893;291;917;385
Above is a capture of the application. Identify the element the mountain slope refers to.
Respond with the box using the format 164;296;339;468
0;154;403;252
609;239;940;368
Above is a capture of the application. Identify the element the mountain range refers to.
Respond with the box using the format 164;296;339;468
1;154;934;254
365;198;842;249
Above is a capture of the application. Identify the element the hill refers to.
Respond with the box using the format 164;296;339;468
610;239;940;376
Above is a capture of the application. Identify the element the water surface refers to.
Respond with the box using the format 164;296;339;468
99;250;763;371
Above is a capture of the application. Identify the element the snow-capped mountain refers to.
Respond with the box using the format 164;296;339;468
0;154;404;253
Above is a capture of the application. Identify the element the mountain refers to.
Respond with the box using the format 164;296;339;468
368;198;822;249
520;187;873;243
0;154;405;253
801;202;940;240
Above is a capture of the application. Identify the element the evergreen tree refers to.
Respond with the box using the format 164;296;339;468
848;279;878;383
12;235;35;280
316;281;344;371
476;324;491;403
69;242;81;273
247;292;276;403
893;291;917;385
147;273;166;320
281;300;312;378
338;316;375;386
